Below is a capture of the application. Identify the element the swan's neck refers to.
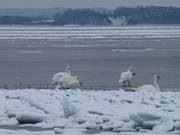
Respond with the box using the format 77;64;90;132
65;68;71;74
154;77;160;91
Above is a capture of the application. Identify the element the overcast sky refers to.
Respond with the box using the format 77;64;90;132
0;0;180;9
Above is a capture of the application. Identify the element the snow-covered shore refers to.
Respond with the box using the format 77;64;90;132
0;89;180;135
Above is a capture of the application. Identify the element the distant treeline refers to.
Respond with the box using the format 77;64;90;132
0;6;180;25
0;16;32;24
114;6;180;24
53;9;111;25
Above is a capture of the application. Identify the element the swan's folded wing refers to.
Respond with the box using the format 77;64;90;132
119;71;132;83
51;72;69;84
133;85;157;92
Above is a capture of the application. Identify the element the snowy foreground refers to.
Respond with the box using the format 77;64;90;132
0;89;180;135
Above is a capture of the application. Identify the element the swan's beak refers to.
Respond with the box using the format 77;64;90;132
157;75;160;79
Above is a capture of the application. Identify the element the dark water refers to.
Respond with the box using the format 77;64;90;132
0;26;180;90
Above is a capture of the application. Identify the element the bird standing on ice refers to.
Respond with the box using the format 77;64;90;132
51;65;82;89
133;74;160;92
51;65;72;85
55;74;81;90
118;67;136;87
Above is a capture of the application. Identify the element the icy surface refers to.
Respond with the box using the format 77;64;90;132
61;96;79;118
1;26;180;40
0;89;180;135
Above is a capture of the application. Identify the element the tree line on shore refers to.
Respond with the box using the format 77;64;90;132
0;6;180;25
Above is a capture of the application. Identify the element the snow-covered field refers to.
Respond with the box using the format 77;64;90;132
0;89;180;135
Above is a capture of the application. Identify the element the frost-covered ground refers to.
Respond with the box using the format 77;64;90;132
0;89;180;135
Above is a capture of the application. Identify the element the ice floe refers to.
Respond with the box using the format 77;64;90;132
0;89;180;135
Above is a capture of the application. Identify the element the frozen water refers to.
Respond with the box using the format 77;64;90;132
0;89;180;135
61;96;79;118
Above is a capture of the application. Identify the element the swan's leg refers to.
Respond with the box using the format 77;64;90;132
123;81;126;87
128;80;131;87
80;82;83;87
55;83;60;90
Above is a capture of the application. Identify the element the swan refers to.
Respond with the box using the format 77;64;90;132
51;65;72;85
134;74;160;92
55;74;81;89
118;67;136;87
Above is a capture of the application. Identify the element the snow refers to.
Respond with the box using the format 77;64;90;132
0;118;18;126
152;117;174;133
0;89;180;135
61;96;79;118
15;112;49;124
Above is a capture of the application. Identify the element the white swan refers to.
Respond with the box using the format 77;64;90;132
51;65;72;85
118;67;136;87
55;74;81;89
134;74;160;92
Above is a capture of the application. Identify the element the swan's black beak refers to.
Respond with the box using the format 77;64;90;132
157;75;160;79
132;73;136;76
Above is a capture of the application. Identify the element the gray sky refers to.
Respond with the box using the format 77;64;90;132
0;0;180;9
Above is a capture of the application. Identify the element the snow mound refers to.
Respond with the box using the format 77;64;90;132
15;112;49;124
152;118;174;133
0;118;18;126
61;96;79;118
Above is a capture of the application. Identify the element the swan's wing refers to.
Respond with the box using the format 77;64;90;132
134;85;157;92
57;74;75;87
69;77;79;85
119;71;132;83
51;72;69;84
